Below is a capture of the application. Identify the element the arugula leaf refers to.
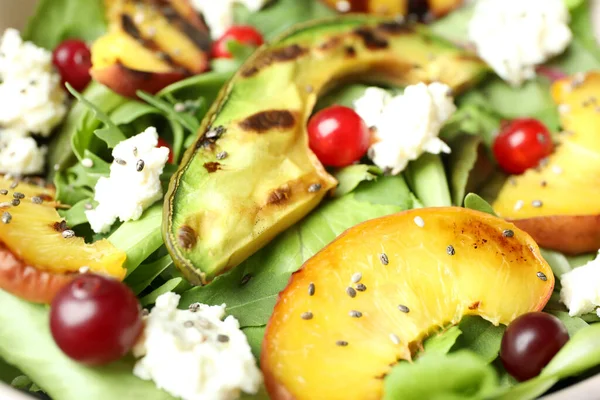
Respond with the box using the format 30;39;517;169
109;102;160;126
67;84;127;149
333;165;382;197
22;0;106;49
451;316;506;364
548;311;589;337
136;91;200;134
108;205;164;276
126;254;174;295
316;84;372;110
566;253;596;269
179;175;417;328
158;71;232;103
540;248;573;281
63;199;94;227
140;278;187;307
464;193;497;217
405;153;452;207
0;290;175;400
442;92;502;147
429;2;475;44
54;171;93;206
542;323;600;379
233;0;336;40
446;135;484;206
383;351;499;400
422;326;463;356
0;358;21;386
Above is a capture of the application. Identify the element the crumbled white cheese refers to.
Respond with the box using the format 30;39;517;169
85;127;169;233
0;29;67;136
190;0;270;39
353;82;455;175
133;292;262;400
468;0;572;87
0;129;46;175
560;251;600;318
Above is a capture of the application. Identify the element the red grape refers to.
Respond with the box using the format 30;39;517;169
500;312;569;381
52;39;92;92
211;26;264;59
49;274;143;365
307;105;371;168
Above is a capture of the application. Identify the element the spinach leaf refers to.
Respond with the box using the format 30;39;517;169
422;326;463;356
0;358;21;386
22;0;106;49
179;175;417;328
108;204;164;276
540;249;573;281
0;290;175;400
126;255;174;295
140;278;187;307
446;135;484;206
566;253;596;269
63;199;93;227
548;311;589;337
542;323;600;379
234;0;336;40
464;193;497;217
429;3;475;43
383;351;499;400
333;165;381;197
405;154;452;207
67;84;127;149
316;84;371;110
452;316;506;364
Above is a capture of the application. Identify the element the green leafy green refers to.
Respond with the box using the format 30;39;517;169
451;317;506;364
23;0;106;49
316;84;371;110
67;84;127;149
63;199;94;227
140;278;186;307
234;0;336;40
383;351;499;400
446;135;484;206
464;193;497;217
442;92;502;147
429;3;475;43
566;253;596;269
541;249;573;280
108;205;164;276
109;102;160;126
0;358;21;386
126;255;174;295
542;323;600;379
0;290;175;400
333;165;382;197
405;154;452;207
548;311;589;337
422;326;463;356
136;91;200;134
180;175;417;328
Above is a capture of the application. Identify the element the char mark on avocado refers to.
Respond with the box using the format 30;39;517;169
319;36;342;51
408;0;431;21
240;110;296;133
267;185;291;205
203;162;221;173
353;27;388;50
178;225;197;250
377;21;414;35
241;45;308;77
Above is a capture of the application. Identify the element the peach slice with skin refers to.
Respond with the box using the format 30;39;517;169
0;177;126;303
493;71;600;254
261;207;553;400
320;0;463;17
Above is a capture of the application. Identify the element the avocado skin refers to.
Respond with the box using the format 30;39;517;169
164;15;489;285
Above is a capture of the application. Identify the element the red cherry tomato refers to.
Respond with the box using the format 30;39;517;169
49;274;143;366
211;26;264;59
307;105;371;168
500;312;569;381
52;39;92;92
493;118;554;175
157;137;174;164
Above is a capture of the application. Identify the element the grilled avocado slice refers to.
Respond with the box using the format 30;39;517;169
164;15;488;285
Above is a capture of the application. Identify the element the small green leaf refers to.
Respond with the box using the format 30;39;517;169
136;91;200;133
109;205;164;276
548;311;589;337
110;101;160;126
334;164;382;197
126;254;174;295
464;193;498;217
241;326;265;362
541;249;573;280
63;199;93;227
422;326;463;356
66;83;127;148
315;84;372;110
452;316;506;363
542;323;600;379
140;278;185;307
446;135;484;206
383;351;499;400
566;253;596;269
405;153;452;207
491;375;557;400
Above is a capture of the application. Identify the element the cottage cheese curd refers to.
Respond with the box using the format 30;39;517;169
0;29;67;136
468;0;572;86
560;251;600;318
190;0;270;39
353;82;455;175
85;127;170;233
0;129;47;175
133;292;262;400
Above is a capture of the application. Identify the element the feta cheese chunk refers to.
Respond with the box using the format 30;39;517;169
468;0;572;87
560;251;600;318
190;0;270;39
353;82;455;175
133;292;262;400
0;29;67;136
85;127;170;233
0;129;47;175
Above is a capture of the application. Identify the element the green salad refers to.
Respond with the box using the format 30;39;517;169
1;0;600;399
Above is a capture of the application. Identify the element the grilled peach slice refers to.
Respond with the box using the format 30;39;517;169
493;72;600;254
262;207;553;400
91;0;210;98
0;177;126;303
321;0;463;18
